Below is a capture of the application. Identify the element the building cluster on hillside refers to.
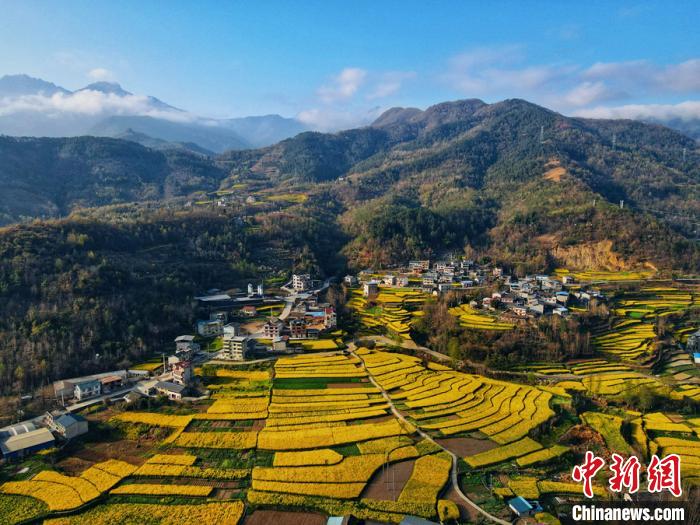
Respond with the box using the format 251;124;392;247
220;300;337;361
131;336;197;402
353;258;605;319
484;274;597;318
51;336;197;409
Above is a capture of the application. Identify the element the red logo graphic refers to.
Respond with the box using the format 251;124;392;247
572;451;606;498
648;454;682;497
609;453;641;494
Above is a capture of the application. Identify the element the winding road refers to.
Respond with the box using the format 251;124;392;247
349;344;511;525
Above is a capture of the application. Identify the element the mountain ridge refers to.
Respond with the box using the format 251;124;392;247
0;73;309;151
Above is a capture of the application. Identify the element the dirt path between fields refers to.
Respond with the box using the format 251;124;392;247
349;345;510;525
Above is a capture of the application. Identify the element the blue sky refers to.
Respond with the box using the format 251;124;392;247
1;0;698;129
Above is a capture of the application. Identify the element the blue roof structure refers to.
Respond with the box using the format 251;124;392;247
508;496;534;515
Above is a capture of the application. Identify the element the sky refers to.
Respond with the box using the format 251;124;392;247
0;0;698;130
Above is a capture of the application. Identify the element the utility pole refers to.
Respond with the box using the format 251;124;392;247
683;147;687;163
612;133;617;150
620;200;624;210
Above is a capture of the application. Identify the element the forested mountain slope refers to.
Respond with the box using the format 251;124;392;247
218;99;699;270
0;136;227;225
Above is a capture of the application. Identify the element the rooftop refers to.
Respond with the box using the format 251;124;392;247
0;427;54;455
508;496;534;514
195;293;232;302
155;381;186;394
55;413;86;428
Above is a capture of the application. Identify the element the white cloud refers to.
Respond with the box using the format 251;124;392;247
367;71;416;100
87;68;115;81
444;46;573;97
573;100;700;122
442;47;700;121
561;81;621;107
582;59;700;94
0;90;198;123
317;67;367;103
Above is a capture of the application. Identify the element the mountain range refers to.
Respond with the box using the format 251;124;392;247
0;96;698;397
0;97;697;270
0;74;308;152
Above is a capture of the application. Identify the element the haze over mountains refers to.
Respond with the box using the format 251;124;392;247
0;74;309;152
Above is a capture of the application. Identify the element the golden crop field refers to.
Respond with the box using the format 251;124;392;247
357;349;555;446
110;483;213;497
615;287;697;319
5;342;683;524
581;371;665;397
554;269;654;282
43;502;245;525
0;460;136;512
448;304;515;331
347;287;428;340
592;320;655;361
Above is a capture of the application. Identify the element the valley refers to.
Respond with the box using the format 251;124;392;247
0;97;697;525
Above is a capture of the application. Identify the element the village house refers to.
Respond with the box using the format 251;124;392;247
196;319;224;337
222;335;251;361
99;375;123;393
210;311;228;323
687;329;700;355
271;336;290;352
223;322;241;337
263;319;284;338
438;282;454;293
175;335;200;355
74;380;101;401
155;381;185;402
512;305;528;317
363;281;379;297
44;412;88;440
324;307;337;329
344;275;358;286
289;318;307;339
292;273;312;291
408;260;430;272
396;275;410;287
135;379;159;397
240;305;257;317
382;274;397;286
507;496;542;519
172;360;192;386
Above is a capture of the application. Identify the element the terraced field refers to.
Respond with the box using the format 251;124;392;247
447;304;515;331
357;349;555;449
347;287;428;340
554;269;654;282
615;287;698;319
2;345;696;525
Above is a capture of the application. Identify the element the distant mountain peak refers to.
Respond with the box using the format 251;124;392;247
79;81;132;96
0;74;69;97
